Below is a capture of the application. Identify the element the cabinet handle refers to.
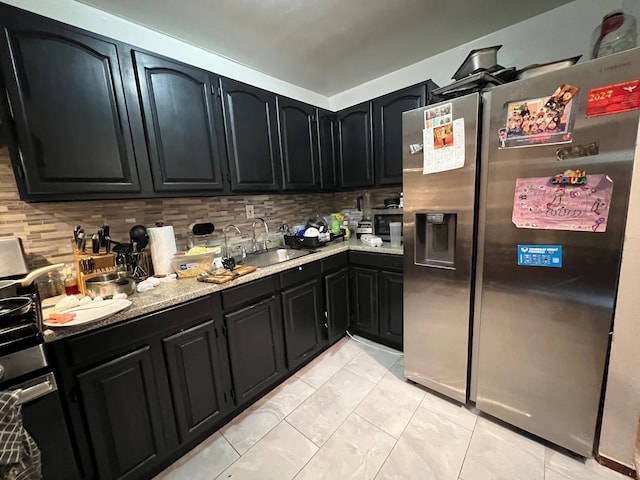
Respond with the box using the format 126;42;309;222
298;266;303;271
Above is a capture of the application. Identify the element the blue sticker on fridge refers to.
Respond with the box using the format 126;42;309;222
517;245;562;268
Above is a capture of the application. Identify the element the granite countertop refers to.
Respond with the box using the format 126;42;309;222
42;239;403;342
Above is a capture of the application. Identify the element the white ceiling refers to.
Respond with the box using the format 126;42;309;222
76;0;572;96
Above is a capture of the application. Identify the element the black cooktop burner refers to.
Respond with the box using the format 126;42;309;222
0;294;43;356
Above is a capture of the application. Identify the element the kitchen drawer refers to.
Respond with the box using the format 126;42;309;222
64;296;215;368
321;252;348;273
280;261;321;290
349;251;403;271
221;275;280;311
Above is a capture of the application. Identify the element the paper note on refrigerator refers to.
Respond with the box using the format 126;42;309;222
512;174;614;232
423;118;465;175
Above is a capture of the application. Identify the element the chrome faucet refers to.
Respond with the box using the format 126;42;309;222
223;224;243;259
251;217;269;253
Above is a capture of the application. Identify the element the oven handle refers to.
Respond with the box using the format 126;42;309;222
12;372;58;405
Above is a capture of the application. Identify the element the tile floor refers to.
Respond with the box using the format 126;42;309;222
155;337;630;480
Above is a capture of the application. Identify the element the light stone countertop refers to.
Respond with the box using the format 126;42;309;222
43;239;403;342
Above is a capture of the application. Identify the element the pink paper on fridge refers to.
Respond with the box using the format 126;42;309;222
512;174;614;232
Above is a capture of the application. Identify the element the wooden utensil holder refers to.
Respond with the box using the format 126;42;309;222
73;248;116;295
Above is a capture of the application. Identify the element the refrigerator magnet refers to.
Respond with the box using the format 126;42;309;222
498;84;580;149
517;245;562;268
424;102;452;129
423;118;465;175
585;79;640;118
512;174;613;232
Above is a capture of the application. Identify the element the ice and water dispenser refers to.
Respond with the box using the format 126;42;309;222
415;213;457;268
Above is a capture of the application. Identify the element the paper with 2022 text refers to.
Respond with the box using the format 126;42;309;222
423;118;465;175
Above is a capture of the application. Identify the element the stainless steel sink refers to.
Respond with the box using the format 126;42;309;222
242;248;313;268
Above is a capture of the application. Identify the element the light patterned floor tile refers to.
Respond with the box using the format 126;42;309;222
420;390;477;431
376;404;472;480
545;448;631;480
295;339;364;388
294;413;396;480
221;376;316;454
344;345;401;383
287;368;376;446
216;422;317;480
355;370;425;438
459;418;544;480
153;432;238;480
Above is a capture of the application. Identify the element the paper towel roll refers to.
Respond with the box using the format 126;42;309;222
148;225;177;275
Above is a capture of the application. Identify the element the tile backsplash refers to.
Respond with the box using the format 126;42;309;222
0;147;401;269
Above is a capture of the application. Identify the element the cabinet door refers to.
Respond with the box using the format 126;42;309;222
317;109;338;190
350;267;378;336
77;346;165;480
0;13;140;197
324;267;350;343
373;84;426;185
379;270;404;349
162;321;229;444
282;279;324;369
224;295;286;403
277;97;319;191
133;51;226;192
336;102;373;188
220;78;280;191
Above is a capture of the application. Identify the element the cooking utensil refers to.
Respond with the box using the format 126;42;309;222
130;225;149;252
0;263;65;297
515;56;582;80
73;225;81;245
84;273;136;299
452;45;502;80
102;224;110;242
0;297;32;319
221;257;240;278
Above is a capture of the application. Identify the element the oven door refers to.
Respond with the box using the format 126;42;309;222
14;373;80;480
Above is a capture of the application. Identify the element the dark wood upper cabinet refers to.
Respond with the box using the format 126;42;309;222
133;51;227;192
276;97;319;191
336;102;374;188
219;77;280;191
317;108;338;190
0;8;141;197
373;84;426;185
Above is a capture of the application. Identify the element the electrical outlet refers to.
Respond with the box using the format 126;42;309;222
245;205;255;219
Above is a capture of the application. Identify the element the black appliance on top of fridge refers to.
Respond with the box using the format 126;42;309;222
402;47;640;457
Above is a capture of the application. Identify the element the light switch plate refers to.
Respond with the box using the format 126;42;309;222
245;205;255;219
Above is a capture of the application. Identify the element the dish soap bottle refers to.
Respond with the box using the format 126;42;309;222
591;10;637;59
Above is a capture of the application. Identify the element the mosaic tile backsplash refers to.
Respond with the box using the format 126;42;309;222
0;147;401;269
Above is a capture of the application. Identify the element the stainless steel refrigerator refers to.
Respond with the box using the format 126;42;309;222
402;92;482;403
403;48;640;456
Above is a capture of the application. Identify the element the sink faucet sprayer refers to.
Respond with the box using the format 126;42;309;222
223;224;244;259
252;218;269;253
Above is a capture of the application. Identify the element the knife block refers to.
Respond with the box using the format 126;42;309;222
72;247;116;295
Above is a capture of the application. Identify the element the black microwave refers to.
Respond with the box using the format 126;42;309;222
372;209;403;241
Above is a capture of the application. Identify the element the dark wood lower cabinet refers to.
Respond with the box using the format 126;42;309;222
324;267;350;343
162;321;229;443
379;270;404;347
349;252;404;350
224;295;286;403
282;279;324;369
351;267;379;336
49;252;402;480
77;346;165;480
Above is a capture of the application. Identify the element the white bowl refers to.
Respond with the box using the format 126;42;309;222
303;227;320;238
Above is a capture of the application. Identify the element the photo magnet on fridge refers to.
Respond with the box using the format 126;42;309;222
499;84;580;149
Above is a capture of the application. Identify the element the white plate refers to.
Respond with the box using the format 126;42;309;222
44;299;132;328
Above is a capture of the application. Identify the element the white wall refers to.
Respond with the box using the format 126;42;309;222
329;0;622;110
599;119;640;469
0;0;330;109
